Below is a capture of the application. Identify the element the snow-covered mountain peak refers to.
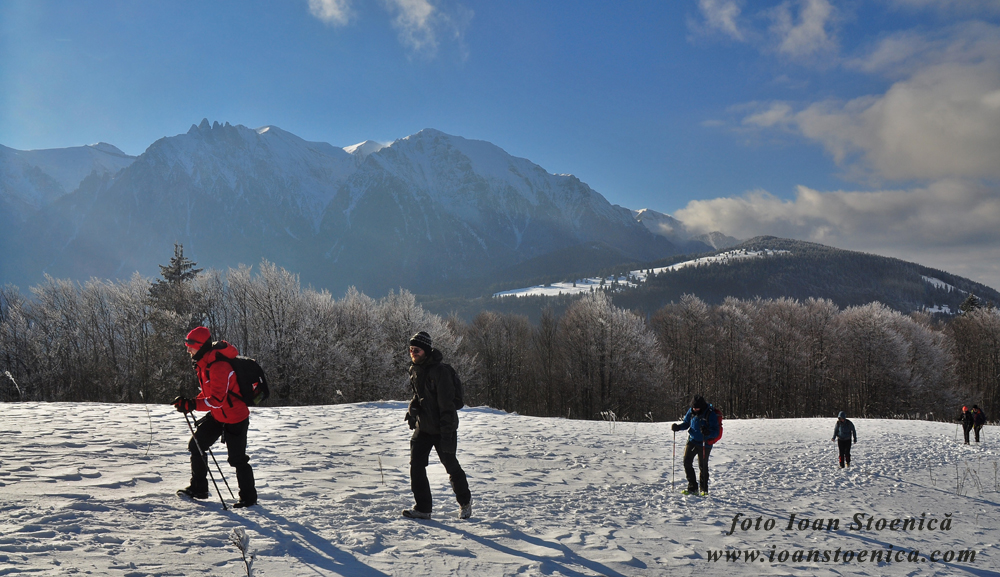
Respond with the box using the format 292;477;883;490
86;142;130;157
344;140;385;158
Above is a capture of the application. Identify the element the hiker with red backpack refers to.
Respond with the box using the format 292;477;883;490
172;326;258;508
671;395;722;496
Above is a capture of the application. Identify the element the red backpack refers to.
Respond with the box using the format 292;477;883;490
706;407;723;445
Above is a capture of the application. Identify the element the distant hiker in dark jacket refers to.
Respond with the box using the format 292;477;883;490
671;395;721;495
832;411;857;468
960;406;974;444
973;405;987;443
172;326;257;508
402;331;472;520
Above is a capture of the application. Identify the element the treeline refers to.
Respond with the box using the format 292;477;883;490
1;259;997;422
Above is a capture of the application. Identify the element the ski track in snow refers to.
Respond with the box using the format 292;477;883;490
1;403;999;576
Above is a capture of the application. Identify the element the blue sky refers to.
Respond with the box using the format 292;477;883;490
3;0;1000;288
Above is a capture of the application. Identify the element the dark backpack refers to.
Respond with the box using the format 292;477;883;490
432;363;465;410
706;407;723;445
212;355;270;406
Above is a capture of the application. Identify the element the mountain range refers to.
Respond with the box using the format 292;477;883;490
3;121;995;316
1;120;708;295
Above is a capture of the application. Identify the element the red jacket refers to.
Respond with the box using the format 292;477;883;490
192;341;249;424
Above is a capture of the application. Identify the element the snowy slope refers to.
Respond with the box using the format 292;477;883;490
0;142;135;218
494;249;790;298
1;402;998;576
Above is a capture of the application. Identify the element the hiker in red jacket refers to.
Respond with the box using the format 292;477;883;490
173;326;257;508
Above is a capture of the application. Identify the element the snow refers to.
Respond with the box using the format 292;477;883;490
922;276;967;295
2;402;998;575
494;249;789;298
344;141;386;158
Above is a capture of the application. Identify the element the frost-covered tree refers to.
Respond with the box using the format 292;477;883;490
560;292;667;420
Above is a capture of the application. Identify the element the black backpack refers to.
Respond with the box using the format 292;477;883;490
445;363;465;410
212;355;270;406
425;363;464;410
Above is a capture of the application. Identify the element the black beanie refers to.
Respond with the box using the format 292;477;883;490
409;331;433;355
692;395;708;411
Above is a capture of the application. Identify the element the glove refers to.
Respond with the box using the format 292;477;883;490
671;423;681;432
404;411;416;430
439;430;457;454
172;396;196;414
700;422;708;435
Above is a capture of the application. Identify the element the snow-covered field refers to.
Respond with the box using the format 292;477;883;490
2;402;999;576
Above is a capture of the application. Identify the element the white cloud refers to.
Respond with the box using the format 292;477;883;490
383;0;437;54
691;0;837;61
675;180;1000;288
308;0;354;26
307;0;471;58
740;23;1000;181
697;0;745;41
769;0;836;59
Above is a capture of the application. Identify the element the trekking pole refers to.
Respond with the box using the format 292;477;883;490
182;411;232;509
186;412;236;500
671;430;676;491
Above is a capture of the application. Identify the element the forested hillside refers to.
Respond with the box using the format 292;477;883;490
2;249;998;422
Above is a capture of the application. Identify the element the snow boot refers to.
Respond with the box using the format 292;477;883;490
459;499;472;519
233;499;257;509
178;486;210;500
402;509;432;520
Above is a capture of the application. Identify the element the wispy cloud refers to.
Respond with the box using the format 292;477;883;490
691;0;837;61
768;0;836;59
307;0;471;59
308;0;354;27
383;0;438;55
696;0;745;41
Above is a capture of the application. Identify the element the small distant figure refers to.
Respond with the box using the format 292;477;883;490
832;411;857;468
960;406;974;444
972;405;987;443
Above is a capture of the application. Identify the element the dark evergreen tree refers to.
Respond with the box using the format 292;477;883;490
149;244;202;316
960;294;984;314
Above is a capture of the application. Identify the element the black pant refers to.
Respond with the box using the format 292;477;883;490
189;414;257;503
963;424;972;444
974;425;983;442
837;439;852;467
410;431;470;513
683;442;712;492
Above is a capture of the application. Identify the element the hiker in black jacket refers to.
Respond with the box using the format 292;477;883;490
960;406;974;444
973;405;987;443
402;331;472;520
832;411;857;468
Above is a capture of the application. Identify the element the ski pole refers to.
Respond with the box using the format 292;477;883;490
186;412;236;499
671;430;676;491
182;411;231;509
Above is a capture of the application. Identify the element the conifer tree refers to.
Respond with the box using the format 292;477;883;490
960;294;984;314
149;244;202;315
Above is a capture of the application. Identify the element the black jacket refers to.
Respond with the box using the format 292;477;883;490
408;349;458;435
